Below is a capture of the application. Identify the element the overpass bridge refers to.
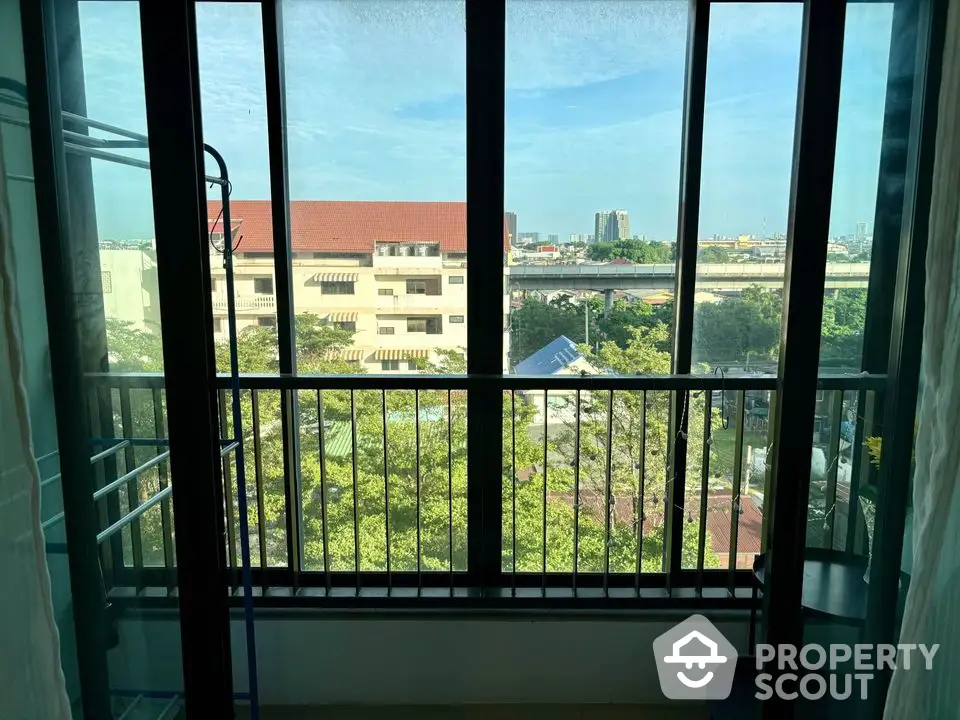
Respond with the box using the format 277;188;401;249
506;262;870;293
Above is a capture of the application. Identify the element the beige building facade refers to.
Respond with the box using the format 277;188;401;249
206;200;508;373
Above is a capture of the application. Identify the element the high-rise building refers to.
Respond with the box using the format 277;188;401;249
568;233;594;244
505;212;517;245
547;234;559;244
518;232;540;245
594;210;631;243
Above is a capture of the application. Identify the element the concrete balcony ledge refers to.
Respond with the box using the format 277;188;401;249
211;293;276;312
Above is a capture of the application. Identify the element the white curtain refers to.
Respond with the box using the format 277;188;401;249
883;3;960;717
0;131;73;715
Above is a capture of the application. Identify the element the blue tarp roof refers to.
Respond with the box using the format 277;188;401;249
514;335;583;375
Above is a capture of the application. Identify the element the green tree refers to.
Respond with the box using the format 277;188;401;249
587;238;674;264
509;294;673;365
693;285;782;369
106;313;723;577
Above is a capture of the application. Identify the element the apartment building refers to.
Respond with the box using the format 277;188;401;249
98;242;162;333
208;200;509;372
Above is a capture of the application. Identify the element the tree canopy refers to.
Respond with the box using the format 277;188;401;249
587;238;674;264
104;311;718;577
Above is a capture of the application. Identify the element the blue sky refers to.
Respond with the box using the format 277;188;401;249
77;1;892;243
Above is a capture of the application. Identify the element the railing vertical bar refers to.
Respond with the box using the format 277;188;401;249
728;391;746;591
696;391;712;596
511;391;518;594
152;388;175;583
822;389;844;549
316;390;331;592
635;390;647;595
383;390;391;594
846;389;871;553
251;391;267;574
350;390;361;591
448;389;454;592
572;389;581;594
603;390;614;596
118;388;144;582
94;386;123;585
218;389;237;575
542;389;548;590
415;390;422;592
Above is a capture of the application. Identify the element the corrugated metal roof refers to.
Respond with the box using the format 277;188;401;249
514;335;583;375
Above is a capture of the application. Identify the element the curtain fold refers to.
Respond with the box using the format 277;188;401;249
883;2;960;716
0;127;73;716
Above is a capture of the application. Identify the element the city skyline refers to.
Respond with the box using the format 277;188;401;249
78;1;891;243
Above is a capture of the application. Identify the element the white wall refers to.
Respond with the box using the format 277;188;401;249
109;613;750;706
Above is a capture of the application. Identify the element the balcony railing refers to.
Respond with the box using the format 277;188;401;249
76;371;884;608
210;293;276;313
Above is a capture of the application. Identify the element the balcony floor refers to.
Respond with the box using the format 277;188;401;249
235;705;707;720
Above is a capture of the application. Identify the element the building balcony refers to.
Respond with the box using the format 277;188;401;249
375;293;455;312
372;254;443;271
211;293;276;313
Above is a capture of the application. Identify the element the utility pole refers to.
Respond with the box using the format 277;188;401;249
584;301;589;345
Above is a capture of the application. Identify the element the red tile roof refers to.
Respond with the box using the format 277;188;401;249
208;200;507;255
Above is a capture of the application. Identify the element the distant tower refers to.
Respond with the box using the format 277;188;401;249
855;221;869;242
594;210;631;242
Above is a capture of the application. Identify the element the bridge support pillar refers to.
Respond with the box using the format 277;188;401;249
603;289;614;317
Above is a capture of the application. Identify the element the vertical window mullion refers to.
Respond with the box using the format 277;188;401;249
262;0;296;373
762;3;846;717
140;0;235;712
466;0;505;588
665;0;709;589
262;0;304;585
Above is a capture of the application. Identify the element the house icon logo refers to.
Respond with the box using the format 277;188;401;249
653;615;738;700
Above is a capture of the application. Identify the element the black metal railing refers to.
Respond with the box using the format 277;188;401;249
63;371;884;607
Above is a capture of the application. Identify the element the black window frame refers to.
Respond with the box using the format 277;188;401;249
253;276;273;295
27;8;942;713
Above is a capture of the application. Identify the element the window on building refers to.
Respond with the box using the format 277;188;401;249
450;315;464;324
257;316;276;328
101;271;113;294
378;327;395;335
381;360;400;371
244;252;273;259
213;317;223;334
254;276;274;294
334;321;356;332
378;288;394;296
449;275;464;285
408;359;424;371
407;316;442;335
320;281;355;295
406;278;441;296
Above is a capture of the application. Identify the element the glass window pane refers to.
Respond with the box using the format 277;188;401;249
196;3;279;374
691;2;803;372
283;0;466;374
820;3;894;372
506;0;686;375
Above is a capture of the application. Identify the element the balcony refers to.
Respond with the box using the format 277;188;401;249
211;293;276;313
376;293;450;312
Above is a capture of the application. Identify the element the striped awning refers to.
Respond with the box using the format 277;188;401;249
327;312;358;323
314;272;358;282
323;348;365;361
373;348;430;361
